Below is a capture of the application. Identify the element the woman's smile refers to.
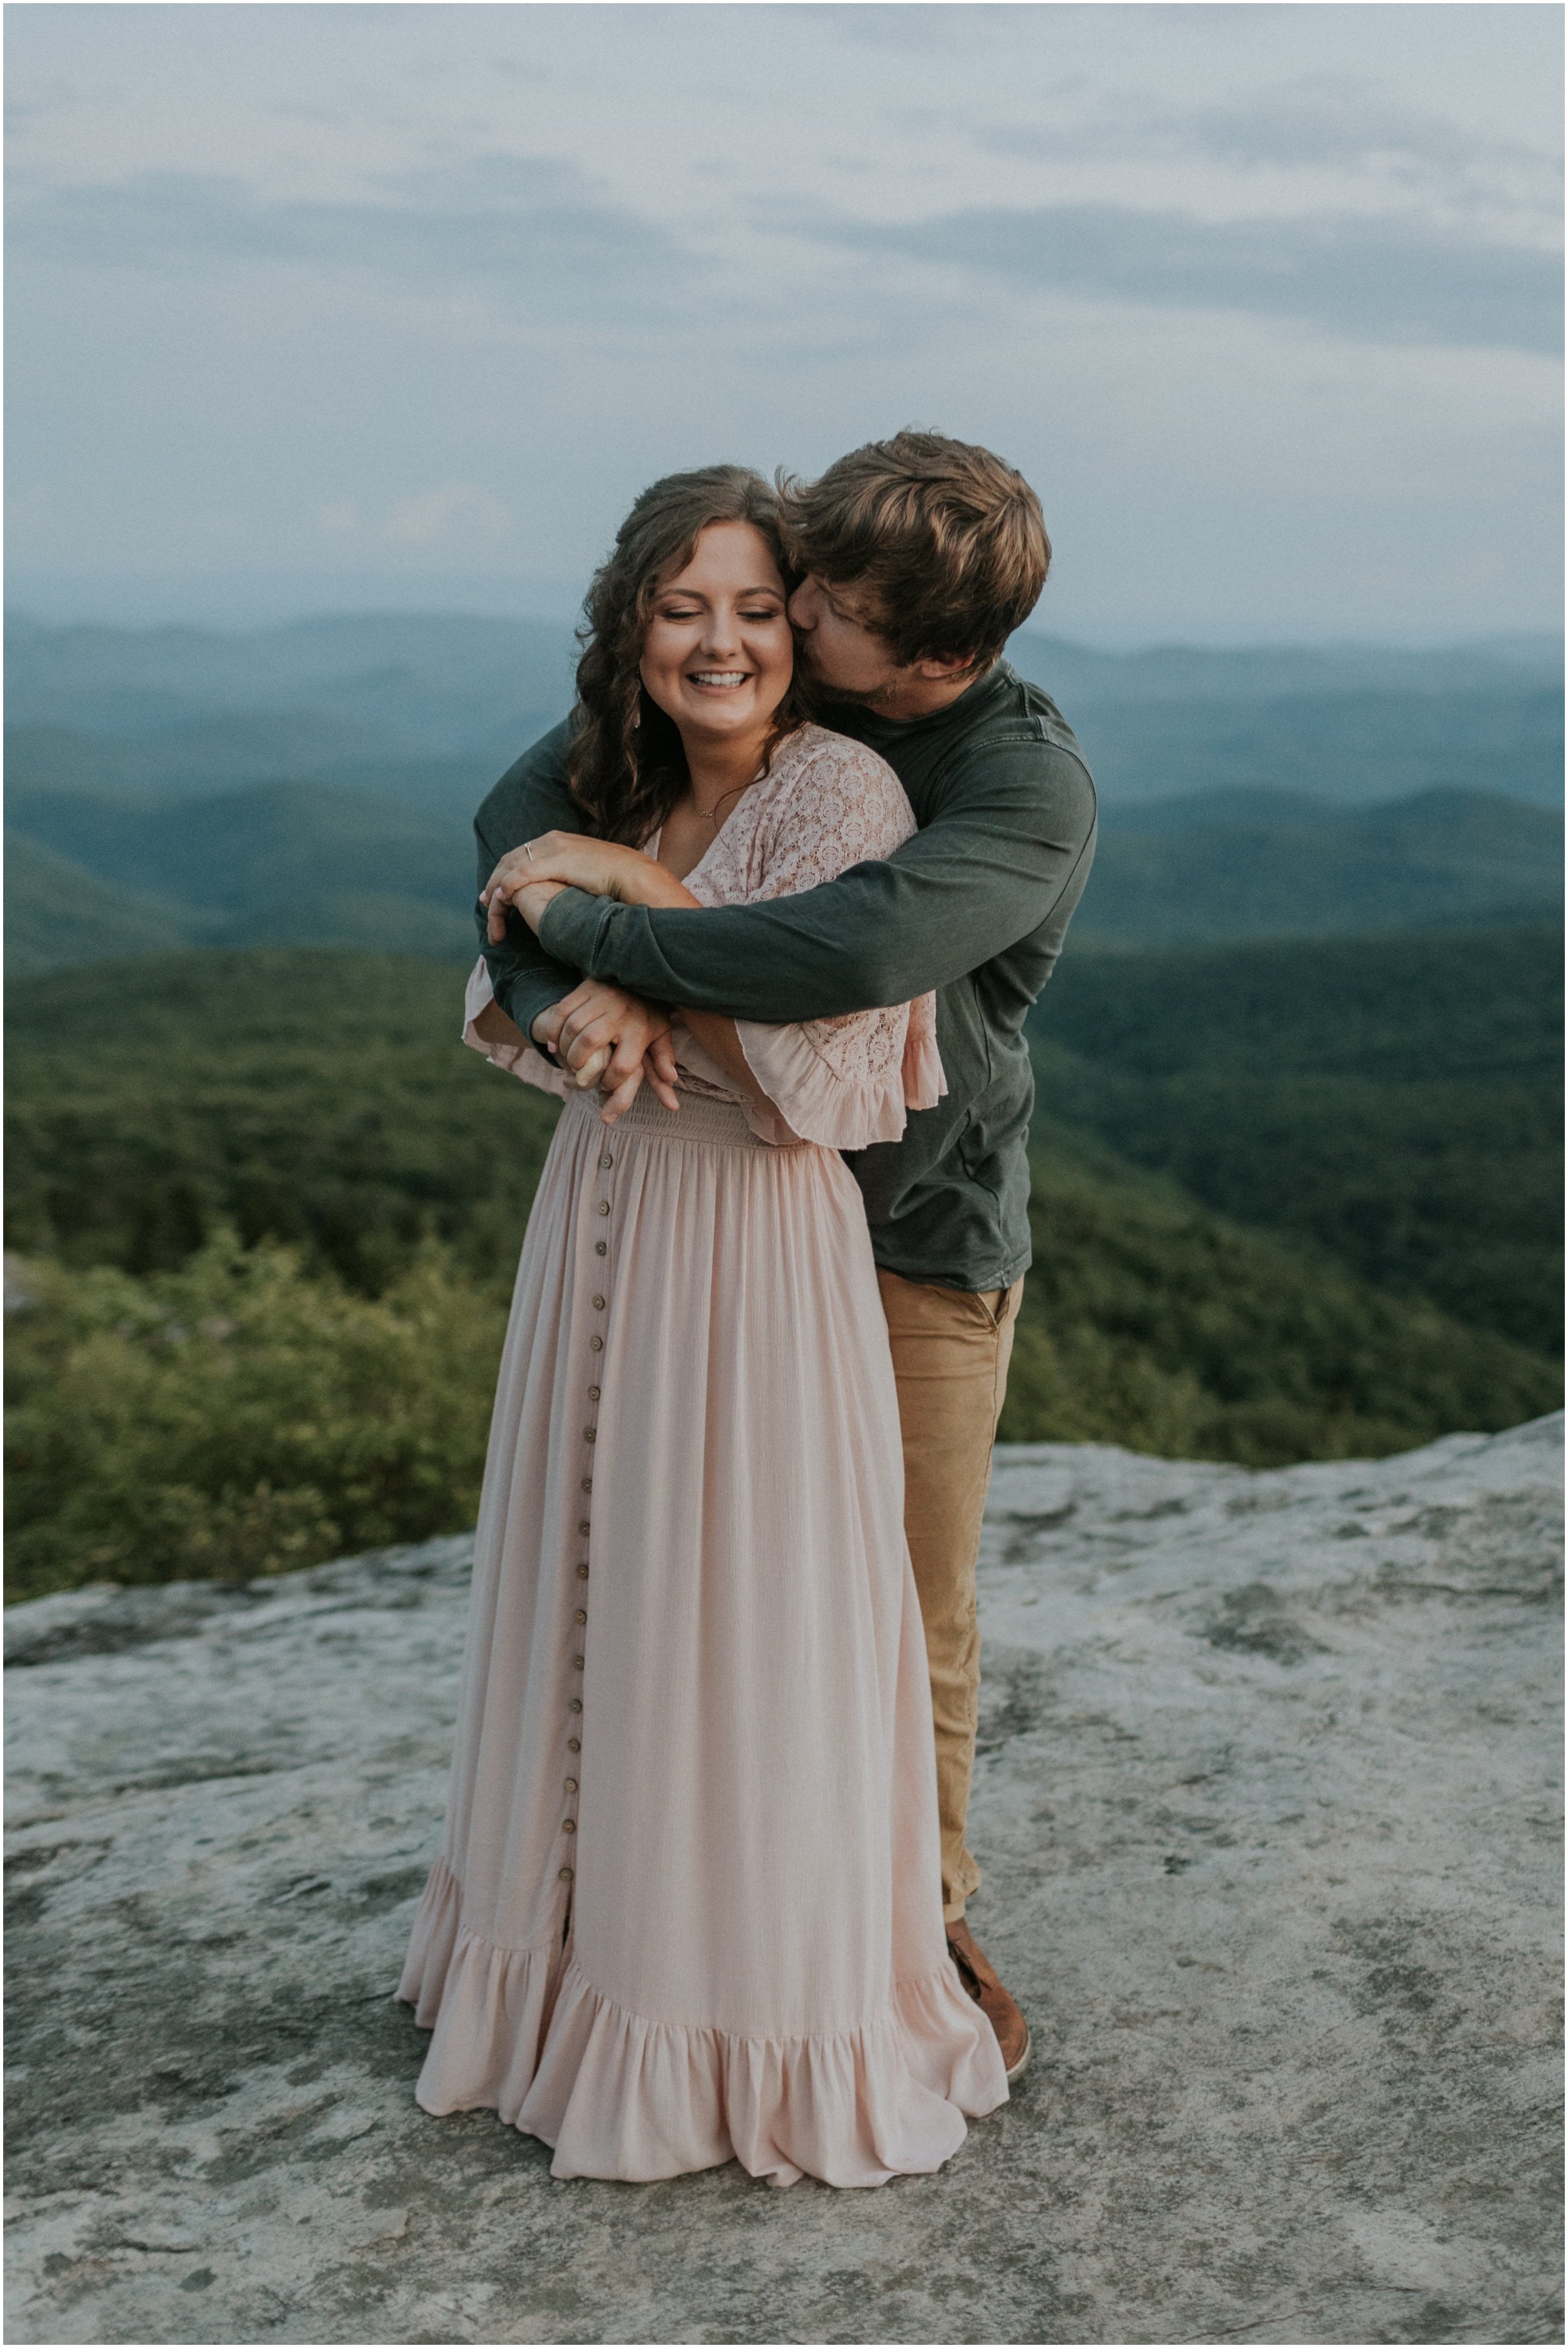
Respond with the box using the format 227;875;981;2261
639;519;793;742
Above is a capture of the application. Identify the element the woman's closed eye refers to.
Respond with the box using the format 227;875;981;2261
657;596;783;615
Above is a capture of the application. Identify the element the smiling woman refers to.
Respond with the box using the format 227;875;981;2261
563;466;813;849
475;473;831;1113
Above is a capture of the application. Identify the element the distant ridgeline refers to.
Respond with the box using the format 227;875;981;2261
3;613;1562;978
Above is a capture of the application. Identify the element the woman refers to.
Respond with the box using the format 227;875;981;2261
398;466;1007;2187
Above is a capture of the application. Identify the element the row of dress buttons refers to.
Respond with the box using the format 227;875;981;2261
560;1144;617;1886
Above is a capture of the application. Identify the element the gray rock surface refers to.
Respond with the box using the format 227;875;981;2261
6;1417;1562;2346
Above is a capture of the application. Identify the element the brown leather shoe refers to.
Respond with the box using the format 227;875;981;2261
946;1918;1031;2082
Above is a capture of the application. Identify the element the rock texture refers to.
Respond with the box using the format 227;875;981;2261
6;1417;1562;2347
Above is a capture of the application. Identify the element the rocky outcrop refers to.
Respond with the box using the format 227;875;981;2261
6;1417;1562;2346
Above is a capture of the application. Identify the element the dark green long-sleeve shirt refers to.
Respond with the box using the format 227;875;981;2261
475;659;1098;1291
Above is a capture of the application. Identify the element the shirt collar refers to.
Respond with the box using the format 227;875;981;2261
829;659;1014;747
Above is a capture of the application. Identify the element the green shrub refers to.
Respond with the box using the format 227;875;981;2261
5;1231;508;1602
9;1148;1557;1605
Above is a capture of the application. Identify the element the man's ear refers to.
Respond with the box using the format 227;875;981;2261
914;652;981;683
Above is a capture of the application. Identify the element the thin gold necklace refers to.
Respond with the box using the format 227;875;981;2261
690;787;743;824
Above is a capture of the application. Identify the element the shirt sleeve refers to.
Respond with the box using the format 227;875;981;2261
473;719;591;1044
537;737;1098;1022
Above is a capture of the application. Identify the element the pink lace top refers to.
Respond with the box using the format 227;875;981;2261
463;723;945;1149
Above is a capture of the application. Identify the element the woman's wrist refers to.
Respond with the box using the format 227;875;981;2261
513;879;567;933
623;864;700;911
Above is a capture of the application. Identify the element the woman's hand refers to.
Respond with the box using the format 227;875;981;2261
483;832;698;940
532;982;680;1122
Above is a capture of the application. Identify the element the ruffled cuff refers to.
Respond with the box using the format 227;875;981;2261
737;996;947;1152
462;959;570;1098
902;993;946;1113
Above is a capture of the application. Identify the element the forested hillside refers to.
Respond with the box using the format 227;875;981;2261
7;781;474;976
1079;788;1562;943
1031;923;1563;1354
6;835;205;974
7;947;1559;1601
1072;683;1564;809
9;774;1559;979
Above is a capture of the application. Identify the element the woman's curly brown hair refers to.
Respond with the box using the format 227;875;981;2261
567;465;812;845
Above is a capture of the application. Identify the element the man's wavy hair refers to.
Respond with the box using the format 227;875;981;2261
777;429;1050;676
567;465;811;846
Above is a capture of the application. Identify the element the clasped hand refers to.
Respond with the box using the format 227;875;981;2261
481;831;697;1123
530;981;681;1126
481;831;656;945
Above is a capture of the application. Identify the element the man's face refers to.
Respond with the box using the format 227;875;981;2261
787;573;907;707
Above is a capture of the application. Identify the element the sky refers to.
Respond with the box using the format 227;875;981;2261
6;2;1563;644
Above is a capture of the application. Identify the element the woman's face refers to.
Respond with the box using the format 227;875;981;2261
639;521;793;745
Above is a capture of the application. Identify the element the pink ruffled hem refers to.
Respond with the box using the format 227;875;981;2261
396;1858;1008;2187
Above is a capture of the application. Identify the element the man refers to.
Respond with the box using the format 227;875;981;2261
475;431;1096;2079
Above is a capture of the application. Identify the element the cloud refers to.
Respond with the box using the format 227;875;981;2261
6;152;692;311
800;199;1563;354
980;77;1563;221
4;72;78;130
383;482;513;546
315;484;515;548
814;3;1032;52
1172;84;1554;186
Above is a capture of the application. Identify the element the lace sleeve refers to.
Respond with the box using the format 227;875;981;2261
727;735;946;1147
461;958;572;1099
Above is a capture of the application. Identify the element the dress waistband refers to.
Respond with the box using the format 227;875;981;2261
562;1082;791;1151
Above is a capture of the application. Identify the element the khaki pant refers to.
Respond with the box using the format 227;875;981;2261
877;1269;1024;1923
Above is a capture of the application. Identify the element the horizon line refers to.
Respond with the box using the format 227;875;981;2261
4;594;1562;664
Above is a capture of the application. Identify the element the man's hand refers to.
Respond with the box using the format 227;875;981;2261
484;831;700;940
532;981;680;1125
483;833;661;941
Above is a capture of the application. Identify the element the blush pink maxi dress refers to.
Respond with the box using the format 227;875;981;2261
398;724;1008;2187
